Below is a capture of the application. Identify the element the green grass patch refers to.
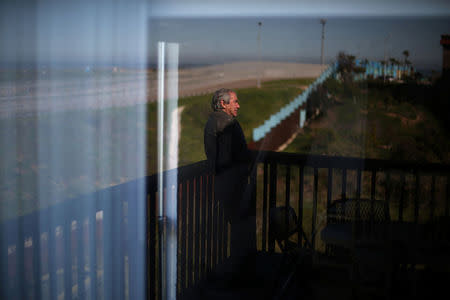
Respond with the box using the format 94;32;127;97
0;77;315;220
261;78;315;88
286;79;450;164
178;78;313;166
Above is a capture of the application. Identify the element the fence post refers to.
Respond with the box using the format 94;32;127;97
63;204;73;300
87;200;97;300
48;209;58;300
194;176;201;281
200;175;208;276
179;182;187;294
312;168;318;250
250;163;258;253
262;162;269;251
127;179;146;300
112;187;124;300
31;213;42;300
101;190;113;300
298;166;305;248
269;162;277;252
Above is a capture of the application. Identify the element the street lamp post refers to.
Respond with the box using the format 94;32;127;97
320;19;326;66
384;33;390;83
257;21;262;88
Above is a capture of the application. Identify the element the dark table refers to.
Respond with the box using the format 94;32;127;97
321;221;450;265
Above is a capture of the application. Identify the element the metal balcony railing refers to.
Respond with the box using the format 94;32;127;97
2;151;449;299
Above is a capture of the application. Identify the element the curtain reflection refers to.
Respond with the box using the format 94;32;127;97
1;0;148;299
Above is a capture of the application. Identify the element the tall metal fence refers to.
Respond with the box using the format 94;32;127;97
353;60;414;81
252;63;338;143
252;60;415;145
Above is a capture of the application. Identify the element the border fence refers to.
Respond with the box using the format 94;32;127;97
353;59;414;81
251;60;415;149
252;63;338;143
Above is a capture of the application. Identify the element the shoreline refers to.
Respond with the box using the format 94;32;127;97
0;61;326;117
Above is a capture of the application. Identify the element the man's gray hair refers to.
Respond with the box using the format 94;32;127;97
211;88;234;111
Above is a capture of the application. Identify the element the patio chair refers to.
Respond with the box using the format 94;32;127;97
269;206;313;300
323;198;390;255
321;198;393;299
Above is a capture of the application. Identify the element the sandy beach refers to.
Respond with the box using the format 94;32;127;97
0;61;327;117
166;61;327;99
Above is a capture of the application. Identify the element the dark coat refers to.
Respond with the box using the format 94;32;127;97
204;111;250;174
204;111;250;220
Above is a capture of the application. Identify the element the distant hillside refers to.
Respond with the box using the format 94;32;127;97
285;77;450;164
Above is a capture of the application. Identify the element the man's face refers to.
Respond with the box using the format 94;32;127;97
221;92;240;117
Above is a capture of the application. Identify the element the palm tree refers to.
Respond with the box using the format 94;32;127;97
336;51;364;84
389;57;401;65
402;50;410;65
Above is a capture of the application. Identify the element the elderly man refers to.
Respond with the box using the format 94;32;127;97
204;88;255;272
204;88;249;176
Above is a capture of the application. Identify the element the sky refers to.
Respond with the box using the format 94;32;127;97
0;0;449;70
149;0;450;17
148;16;449;70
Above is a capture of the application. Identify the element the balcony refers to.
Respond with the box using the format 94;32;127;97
2;150;450;299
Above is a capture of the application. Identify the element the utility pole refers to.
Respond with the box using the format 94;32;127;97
320;19;326;66
383;33;391;82
257;21;262;88
384;33;390;83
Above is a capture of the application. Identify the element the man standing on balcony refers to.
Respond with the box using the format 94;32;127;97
204;88;255;278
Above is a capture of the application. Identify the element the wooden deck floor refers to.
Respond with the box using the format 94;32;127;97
181;251;449;300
